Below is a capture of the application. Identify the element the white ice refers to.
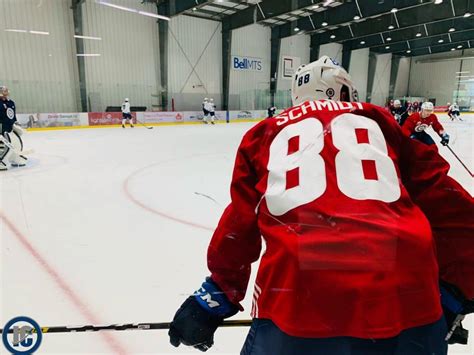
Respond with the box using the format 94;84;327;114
1;114;473;354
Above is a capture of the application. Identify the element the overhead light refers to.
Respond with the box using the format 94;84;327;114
434;0;443;4
407;50;412;53
4;29;28;33
98;1;170;20
330;34;336;39
323;0;335;5
449;27;455;32
312;4;320;9
438;39;444;43
386;37;392;41
294;27;300;31
388;25;395;29
416;32;422;37
76;53;101;57
457;45;463;49
464;12;471;17
360;40;366;44
192;7;197;11
98;1;137;13
354;15;360;20
138;10;170;21
322;21;328;26
391;8;398;13
451;48;455;51
29;30;50;35
74;35;102;41
386;46;390;49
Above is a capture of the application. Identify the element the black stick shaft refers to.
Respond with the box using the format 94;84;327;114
0;320;252;334
447;145;473;177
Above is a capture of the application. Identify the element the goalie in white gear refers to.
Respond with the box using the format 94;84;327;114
291;56;359;105
0;86;27;171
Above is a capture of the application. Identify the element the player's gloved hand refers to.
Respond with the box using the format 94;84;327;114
395;114;401;123
440;281;474;345
169;277;239;352
440;133;450;146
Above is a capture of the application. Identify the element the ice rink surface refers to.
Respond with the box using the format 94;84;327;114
1;114;473;354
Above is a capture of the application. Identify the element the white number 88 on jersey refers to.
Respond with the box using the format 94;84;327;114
265;114;401;216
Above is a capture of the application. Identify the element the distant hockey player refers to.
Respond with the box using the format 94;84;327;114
0;86;27;170
448;102;462;121
267;105;277;118
402;101;450;147
203;98;216;125
168;56;474;354
390;99;409;125
121;98;133;128
202;97;209;121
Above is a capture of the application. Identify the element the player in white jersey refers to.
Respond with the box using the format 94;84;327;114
203;98;216;125
121;98;134;128
448;102;462;121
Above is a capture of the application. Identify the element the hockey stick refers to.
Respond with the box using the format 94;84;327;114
136;119;154;129
0;319;252;334
446;145;473;177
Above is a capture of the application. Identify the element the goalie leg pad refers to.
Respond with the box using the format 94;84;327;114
7;131;27;167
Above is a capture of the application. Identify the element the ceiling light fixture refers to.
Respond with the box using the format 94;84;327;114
434;0;443;4
360;40;366;44
386;37;392;41
438;39;444;43
391;8;398;13
330;34;336;39
386;46;390;49
416;32;422;37
354;15;360;20
388;25;395;29
74;35;102;40
407;50;411;53
322;21;328;26
449;27;455;32
464;12;471;17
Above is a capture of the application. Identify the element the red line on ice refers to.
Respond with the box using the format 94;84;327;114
123;163;215;232
0;212;130;355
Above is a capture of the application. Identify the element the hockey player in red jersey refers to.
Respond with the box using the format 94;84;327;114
168;57;474;354
402;101;450;147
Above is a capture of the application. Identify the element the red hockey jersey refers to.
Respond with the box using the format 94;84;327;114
208;101;474;339
402;112;444;137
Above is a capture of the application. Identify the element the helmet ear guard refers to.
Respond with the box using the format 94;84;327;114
291;56;358;106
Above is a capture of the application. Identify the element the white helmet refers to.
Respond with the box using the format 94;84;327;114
204;97;209;102
291;56;358;105
209;98;214;102
0;86;9;98
125;98;129;102
394;99;401;107
453;102;457;106
421;102;434;111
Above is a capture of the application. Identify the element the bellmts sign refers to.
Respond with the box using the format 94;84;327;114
232;56;263;71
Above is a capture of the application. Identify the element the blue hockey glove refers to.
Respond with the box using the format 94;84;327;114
440;281;474;345
440;133;450;146
169;277;239;352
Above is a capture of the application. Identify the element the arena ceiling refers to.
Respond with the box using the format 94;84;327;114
153;0;474;57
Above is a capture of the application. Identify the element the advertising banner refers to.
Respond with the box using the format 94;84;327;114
17;113;87;128
88;112;136;126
